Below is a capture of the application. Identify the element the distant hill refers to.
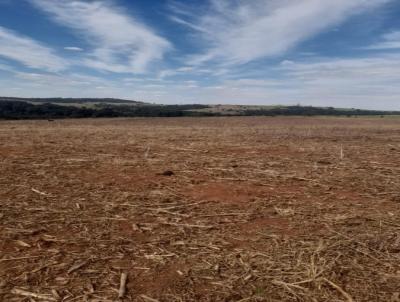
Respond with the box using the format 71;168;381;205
0;97;399;119
0;99;212;119
0;97;145;107
188;104;400;117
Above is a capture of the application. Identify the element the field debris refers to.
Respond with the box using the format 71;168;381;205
118;272;128;298
160;170;174;176
10;288;57;301
1;116;400;301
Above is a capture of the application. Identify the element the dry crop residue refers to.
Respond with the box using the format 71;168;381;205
1;116;400;301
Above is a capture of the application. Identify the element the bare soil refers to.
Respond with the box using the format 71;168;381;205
1;116;400;302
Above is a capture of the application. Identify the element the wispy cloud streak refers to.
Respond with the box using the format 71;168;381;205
170;0;392;66
367;31;400;50
0;26;67;71
31;0;172;73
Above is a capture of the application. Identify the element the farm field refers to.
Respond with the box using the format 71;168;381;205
1;116;400;301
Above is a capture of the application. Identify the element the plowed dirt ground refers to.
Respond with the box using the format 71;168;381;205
1;117;400;301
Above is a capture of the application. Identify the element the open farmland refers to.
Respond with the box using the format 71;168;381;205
1;117;400;302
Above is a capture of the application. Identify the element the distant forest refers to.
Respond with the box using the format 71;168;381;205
0;98;399;119
0;100;213;119
0;97;144;104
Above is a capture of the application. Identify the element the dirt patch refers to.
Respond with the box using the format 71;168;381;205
240;217;292;235
186;182;266;203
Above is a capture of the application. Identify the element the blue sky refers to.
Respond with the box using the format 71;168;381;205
0;0;400;109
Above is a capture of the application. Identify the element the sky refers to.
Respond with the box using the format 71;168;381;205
0;0;400;109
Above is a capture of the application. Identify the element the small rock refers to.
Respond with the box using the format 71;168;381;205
317;159;332;165
162;170;174;176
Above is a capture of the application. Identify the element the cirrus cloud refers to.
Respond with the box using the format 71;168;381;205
367;31;400;50
170;0;392;66
0;26;67;71
30;0;172;73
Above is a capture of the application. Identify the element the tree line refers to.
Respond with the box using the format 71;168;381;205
0;100;398;119
0;100;213;119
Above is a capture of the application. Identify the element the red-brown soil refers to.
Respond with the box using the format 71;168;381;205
1;116;400;301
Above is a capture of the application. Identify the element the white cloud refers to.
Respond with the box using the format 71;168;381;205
170;0;392;66
64;46;83;52
31;0;171;73
205;54;400;109
3;52;400;109
13;71;106;87
367;31;400;50
168;15;206;33
0;26;67;71
0;68;128;98
1;0;399;110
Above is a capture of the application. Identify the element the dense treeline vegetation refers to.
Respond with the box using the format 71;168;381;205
0;99;398;119
242;106;399;116
0;100;213;119
0;97;143;104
